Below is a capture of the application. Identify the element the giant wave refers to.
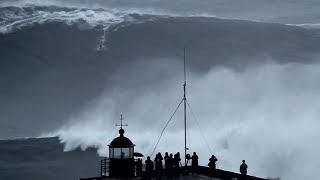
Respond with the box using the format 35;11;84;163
1;4;320;180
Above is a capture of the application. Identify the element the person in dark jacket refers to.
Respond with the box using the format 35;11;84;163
191;152;199;166
186;153;191;166
208;155;218;170
154;152;163;176
135;158;143;177
164;152;169;170
240;160;248;180
168;154;174;169
167;153;174;177
191;152;199;174
173;152;181;176
145;156;154;179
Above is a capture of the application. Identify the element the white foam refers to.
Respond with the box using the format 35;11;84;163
0;6;126;34
48;59;320;180
286;23;320;29
0;4;225;35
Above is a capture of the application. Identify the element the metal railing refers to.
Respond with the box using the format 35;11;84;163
100;158;109;177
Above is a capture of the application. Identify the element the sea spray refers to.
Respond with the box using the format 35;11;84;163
51;62;320;180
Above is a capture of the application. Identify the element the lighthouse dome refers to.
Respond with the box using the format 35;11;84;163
108;128;135;148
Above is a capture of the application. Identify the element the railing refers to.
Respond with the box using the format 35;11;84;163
100;158;109;177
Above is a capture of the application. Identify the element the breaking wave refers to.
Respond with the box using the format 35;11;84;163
1;3;320;180
45;61;320;180
286;23;320;29
0;6;124;33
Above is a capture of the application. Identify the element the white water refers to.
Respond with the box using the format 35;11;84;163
0;6;126;34
2;1;320;179
45;59;320;180
286;23;320;29
2;0;320;24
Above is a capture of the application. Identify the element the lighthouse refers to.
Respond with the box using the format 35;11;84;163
108;115;135;178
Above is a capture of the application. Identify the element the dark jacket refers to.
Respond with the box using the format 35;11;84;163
145;159;154;172
240;163;248;175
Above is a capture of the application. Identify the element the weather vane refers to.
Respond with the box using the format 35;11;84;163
116;114;128;128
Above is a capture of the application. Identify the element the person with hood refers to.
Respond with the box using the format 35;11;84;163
191;152;199;174
208;155;218;170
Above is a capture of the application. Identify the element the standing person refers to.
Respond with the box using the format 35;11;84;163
173;152;181;176
164;152;169;170
240;160;248;180
145;156;154;179
208;155;218;170
155;152;163;176
167;153;174;177
174;152;181;168
186;153;191;166
191;152;199;174
135;158;143;177
176;152;181;166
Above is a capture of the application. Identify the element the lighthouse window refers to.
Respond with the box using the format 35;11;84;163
109;148;114;158
129;147;133;158
113;148;122;159
121;148;130;158
112;148;130;159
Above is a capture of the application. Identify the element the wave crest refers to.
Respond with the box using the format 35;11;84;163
0;5;127;33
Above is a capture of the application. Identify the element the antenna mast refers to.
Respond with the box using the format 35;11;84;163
183;47;187;166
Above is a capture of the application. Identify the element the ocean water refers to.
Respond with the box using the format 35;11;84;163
1;1;320;179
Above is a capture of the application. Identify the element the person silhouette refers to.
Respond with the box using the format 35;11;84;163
173;152;181;176
154;152;163;176
186;153;191;165
240;160;248;180
191;152;199;174
164;152;169;170
208;155;218;170
145;156;154;179
176;152;181;166
168;153;174;177
135;158;143;177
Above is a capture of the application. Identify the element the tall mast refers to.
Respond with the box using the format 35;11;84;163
183;47;187;166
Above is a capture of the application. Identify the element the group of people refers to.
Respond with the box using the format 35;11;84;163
135;152;199;178
144;152;184;177
135;152;248;179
